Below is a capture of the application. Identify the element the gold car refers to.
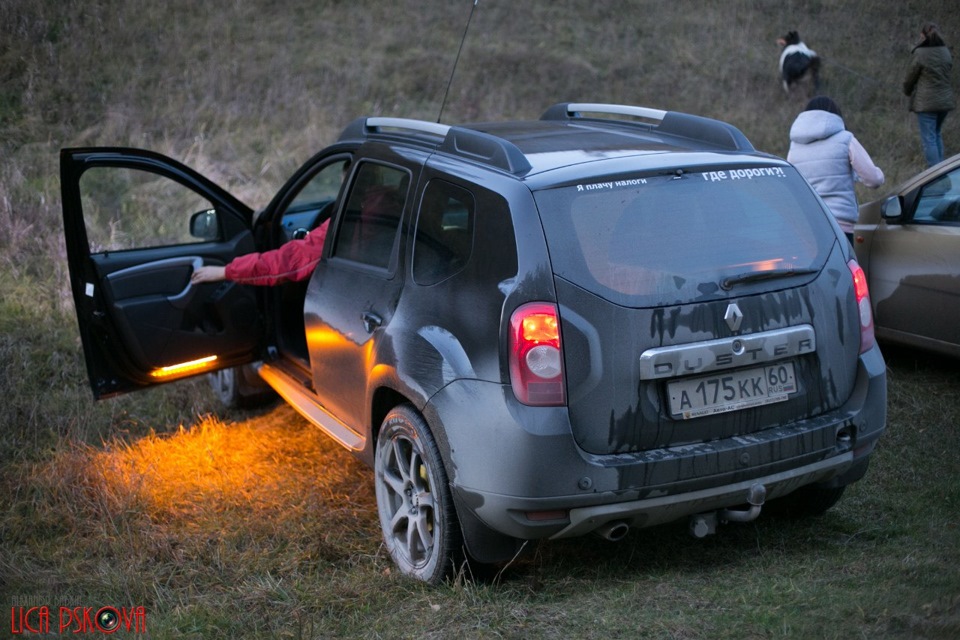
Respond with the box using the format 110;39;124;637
855;153;960;358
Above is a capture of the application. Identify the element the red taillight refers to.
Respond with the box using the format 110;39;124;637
848;259;875;353
509;302;566;406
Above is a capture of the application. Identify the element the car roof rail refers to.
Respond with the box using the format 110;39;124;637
338;116;451;143
540;102;755;152
338;116;532;175
441;126;532;175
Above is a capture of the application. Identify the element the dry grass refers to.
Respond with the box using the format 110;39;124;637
3;369;958;638
2;407;383;636
2;0;960;637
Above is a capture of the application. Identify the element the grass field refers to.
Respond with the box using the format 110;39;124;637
2;1;959;637
2;343;958;638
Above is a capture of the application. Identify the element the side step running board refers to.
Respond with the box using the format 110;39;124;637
257;362;365;451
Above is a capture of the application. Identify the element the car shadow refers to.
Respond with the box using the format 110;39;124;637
480;507;862;589
881;342;960;375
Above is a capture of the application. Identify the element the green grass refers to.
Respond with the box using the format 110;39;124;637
2;0;960;637
1;311;959;636
2;362;958;638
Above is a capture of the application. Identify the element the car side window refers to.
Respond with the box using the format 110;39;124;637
413;180;475;286
79;166;216;252
332;162;409;269
913;168;960;224
279;158;350;242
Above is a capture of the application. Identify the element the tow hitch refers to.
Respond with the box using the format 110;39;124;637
689;483;767;538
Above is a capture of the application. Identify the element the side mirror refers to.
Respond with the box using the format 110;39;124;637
880;196;902;221
190;208;219;241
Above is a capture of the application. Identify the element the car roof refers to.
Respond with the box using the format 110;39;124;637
465;120;720;174
892;152;960;195
336;103;780;184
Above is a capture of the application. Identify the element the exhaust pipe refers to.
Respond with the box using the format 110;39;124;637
594;520;631;542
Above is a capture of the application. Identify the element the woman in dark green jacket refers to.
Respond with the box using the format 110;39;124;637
904;22;956;168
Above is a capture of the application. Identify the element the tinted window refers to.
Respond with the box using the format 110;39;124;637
413;180;475;285
913;168;960;223
79;167;215;252
332;162;410;268
534;166;834;307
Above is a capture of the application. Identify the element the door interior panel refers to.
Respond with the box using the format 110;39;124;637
61;147;262;397
105;256;200;301
94;252;259;375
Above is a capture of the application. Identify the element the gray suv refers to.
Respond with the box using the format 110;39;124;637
62;103;887;583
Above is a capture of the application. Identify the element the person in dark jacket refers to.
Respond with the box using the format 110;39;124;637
903;22;956;167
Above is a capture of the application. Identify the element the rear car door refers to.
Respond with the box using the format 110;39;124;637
61;148;261;399
534;163;849;455
304;150;421;430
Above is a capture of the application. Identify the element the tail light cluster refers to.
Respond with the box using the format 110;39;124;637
847;259;875;353
509;302;566;406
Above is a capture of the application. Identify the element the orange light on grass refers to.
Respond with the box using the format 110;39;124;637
85;412;370;527
149;355;218;379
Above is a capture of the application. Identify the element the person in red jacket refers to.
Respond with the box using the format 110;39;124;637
190;218;330;286
192;159;351;286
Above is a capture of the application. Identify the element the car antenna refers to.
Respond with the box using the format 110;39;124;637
437;0;479;124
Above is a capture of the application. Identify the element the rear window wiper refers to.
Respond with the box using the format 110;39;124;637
720;268;818;291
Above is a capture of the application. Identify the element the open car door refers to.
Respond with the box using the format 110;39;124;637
61;148;262;399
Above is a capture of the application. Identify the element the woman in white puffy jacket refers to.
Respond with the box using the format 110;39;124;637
787;96;885;242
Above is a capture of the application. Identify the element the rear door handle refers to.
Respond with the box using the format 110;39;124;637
361;311;382;333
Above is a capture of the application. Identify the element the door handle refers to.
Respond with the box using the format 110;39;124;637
361;311;382;333
168;257;204;309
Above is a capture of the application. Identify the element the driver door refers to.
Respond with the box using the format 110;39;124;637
61;148;262;399
868;165;960;349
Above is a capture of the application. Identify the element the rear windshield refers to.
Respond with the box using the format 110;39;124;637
534;165;835;307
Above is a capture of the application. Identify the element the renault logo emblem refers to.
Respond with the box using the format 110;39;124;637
724;303;743;332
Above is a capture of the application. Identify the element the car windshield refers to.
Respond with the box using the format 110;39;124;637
534;165;835;307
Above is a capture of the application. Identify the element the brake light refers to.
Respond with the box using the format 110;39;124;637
509;302;566;406
848;259;875;353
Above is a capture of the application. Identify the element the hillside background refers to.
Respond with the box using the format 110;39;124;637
3;1;959;282
1;0;957;512
1;2;959;638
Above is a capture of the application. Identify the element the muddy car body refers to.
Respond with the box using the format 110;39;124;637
62;103;887;583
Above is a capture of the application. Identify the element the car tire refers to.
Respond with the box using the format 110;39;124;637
769;484;846;517
208;365;275;409
375;404;462;584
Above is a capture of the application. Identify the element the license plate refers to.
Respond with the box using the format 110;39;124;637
667;362;797;420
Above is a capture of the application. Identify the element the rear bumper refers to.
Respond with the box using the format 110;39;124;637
552;453;851;539
425;345;886;542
